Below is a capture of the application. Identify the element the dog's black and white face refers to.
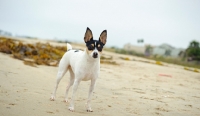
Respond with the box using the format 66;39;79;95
84;27;107;59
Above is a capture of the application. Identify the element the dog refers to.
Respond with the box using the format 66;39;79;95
50;27;107;112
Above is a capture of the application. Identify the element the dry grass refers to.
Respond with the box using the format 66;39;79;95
0;37;67;67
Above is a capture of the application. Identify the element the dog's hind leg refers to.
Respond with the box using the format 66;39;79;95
50;64;68;101
64;67;75;103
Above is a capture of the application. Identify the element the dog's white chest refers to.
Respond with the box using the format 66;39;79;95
68;52;100;81
76;61;100;81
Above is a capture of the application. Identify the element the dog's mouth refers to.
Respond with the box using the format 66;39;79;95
93;56;98;58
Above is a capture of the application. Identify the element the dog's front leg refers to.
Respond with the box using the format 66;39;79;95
86;79;96;112
68;79;81;112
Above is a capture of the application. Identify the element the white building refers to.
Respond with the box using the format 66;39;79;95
152;44;184;57
123;43;184;57
123;43;146;54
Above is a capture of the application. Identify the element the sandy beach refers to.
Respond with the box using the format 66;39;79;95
0;38;200;116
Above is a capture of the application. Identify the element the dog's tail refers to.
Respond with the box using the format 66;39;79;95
67;43;72;51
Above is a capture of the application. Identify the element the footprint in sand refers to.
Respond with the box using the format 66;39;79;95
192;96;200;98
46;111;54;114
134;91;146;94
155;107;169;112
155;112;162;115
176;97;185;101
185;104;192;108
9;103;16;106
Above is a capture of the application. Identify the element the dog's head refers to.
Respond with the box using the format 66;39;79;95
84;27;107;59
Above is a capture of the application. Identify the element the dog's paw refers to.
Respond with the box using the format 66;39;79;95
68;107;74;112
86;108;93;112
50;96;55;101
85;103;93;112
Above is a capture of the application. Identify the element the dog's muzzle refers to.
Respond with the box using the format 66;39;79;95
93;52;98;58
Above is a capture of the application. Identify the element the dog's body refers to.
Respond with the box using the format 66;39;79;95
50;27;107;112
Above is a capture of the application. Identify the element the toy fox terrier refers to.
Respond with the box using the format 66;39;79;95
50;27;107;112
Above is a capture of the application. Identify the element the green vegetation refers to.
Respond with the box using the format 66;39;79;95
149;55;200;69
185;40;200;61
105;42;200;69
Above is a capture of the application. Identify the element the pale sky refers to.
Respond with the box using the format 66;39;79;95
0;0;200;48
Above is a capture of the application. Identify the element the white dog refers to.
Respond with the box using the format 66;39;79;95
50;27;107;112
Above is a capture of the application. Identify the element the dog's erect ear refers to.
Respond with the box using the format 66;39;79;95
99;30;107;45
84;27;93;43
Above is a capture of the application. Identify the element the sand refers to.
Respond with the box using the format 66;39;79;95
0;38;200;116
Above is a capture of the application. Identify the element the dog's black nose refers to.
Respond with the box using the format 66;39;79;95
93;52;98;58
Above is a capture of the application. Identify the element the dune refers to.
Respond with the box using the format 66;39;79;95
0;37;200;116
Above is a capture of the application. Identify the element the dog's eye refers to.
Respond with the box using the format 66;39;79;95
88;45;94;50
97;46;103;52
